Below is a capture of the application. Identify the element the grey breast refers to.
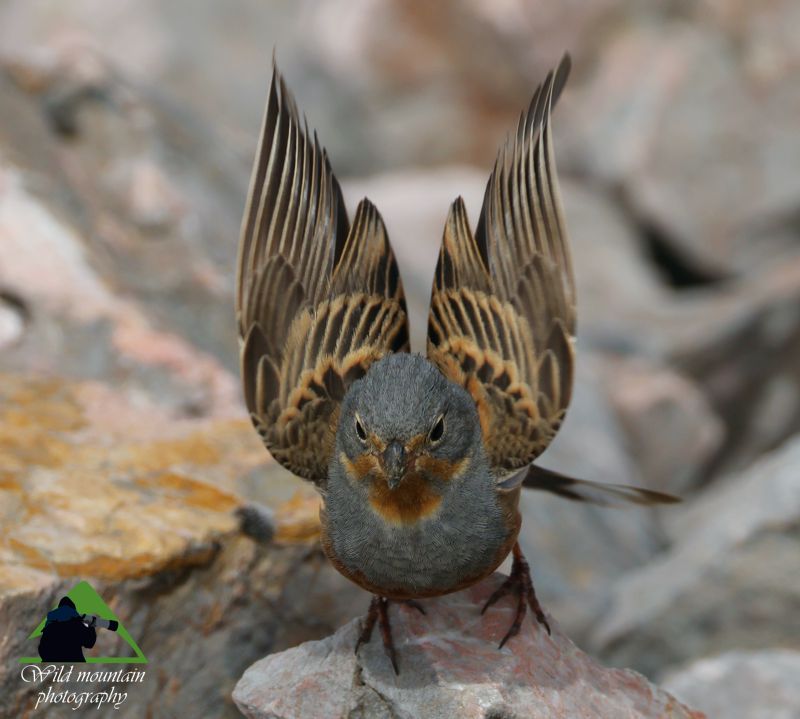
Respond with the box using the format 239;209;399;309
324;456;511;596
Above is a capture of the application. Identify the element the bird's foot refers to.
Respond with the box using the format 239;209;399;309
481;542;551;648
355;597;424;674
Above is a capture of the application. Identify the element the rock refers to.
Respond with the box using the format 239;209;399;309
664;257;800;478
344;168;486;350
233;574;702;719
0;0;629;172
299;0;634;173
661;650;800;719
0;57;246;381
601;357;725;495
117;157;186;232
0;373;364;718
556;182;668;355
590;436;800;677
564;20;800;276
0;158;239;417
0;291;27;349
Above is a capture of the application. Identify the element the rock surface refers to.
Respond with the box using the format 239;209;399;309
662;650;800;719
602;357;724;495
0;373;364;718
591;436;800;676
563;16;800;277
234;574;702;719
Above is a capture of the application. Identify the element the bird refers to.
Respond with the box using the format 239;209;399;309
236;54;678;675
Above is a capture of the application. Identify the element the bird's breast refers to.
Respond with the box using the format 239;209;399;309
320;482;520;599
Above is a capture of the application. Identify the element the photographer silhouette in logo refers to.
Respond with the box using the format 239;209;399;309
38;596;97;662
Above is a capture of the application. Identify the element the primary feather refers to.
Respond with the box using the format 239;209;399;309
427;53;575;475
236;66;410;486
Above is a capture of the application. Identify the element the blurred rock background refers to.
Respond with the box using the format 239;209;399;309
0;1;798;717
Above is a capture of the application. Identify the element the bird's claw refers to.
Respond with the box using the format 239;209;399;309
481;542;550;648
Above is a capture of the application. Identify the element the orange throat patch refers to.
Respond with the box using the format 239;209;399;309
341;451;467;525
367;472;443;525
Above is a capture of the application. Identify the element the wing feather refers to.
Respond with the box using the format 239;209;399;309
237;66;409;485
427;54;574;474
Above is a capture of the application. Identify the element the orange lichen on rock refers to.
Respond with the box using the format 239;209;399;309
0;370;327;594
53;543;221;582
135;472;240;512
0;372;274;588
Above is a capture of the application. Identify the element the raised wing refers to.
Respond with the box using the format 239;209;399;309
427;55;575;475
237;66;409;486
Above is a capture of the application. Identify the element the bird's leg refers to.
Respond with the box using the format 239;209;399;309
355;597;425;674
481;542;551;648
355;596;398;674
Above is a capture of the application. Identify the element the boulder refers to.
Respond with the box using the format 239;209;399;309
601;357;724;495
590;436;800;677
662;650;800;719
665;257;800;478
0;55;246;380
563;19;800;276
344;172;669;354
233;574;703;719
0;373;364;718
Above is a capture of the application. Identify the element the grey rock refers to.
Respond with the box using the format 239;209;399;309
0;59;245;384
344;168;487;352
0;292;26;349
665;257;800;478
234;574;700;719
0;373;363;719
662;650;800;719
602;356;725;495
345;171;670;355
590;436;800;677
564;21;800;276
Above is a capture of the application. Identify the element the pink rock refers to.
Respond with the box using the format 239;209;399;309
233;574;703;719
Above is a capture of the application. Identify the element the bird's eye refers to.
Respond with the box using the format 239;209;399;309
429;415;445;443
355;415;367;443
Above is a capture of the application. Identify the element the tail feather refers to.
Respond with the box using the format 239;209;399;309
499;463;681;507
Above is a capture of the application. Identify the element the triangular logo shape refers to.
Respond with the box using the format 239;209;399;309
19;581;147;664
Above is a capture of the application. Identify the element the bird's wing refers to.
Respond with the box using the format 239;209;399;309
427;55;575;475
237;66;410;486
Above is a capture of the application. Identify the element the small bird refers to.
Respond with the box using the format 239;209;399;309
236;54;678;674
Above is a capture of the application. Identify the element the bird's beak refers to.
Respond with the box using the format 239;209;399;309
382;441;406;490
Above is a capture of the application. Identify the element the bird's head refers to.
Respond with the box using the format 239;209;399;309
331;353;483;524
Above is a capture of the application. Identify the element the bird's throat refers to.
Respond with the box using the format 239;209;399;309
367;473;442;525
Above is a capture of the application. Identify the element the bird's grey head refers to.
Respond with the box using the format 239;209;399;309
333;353;482;498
